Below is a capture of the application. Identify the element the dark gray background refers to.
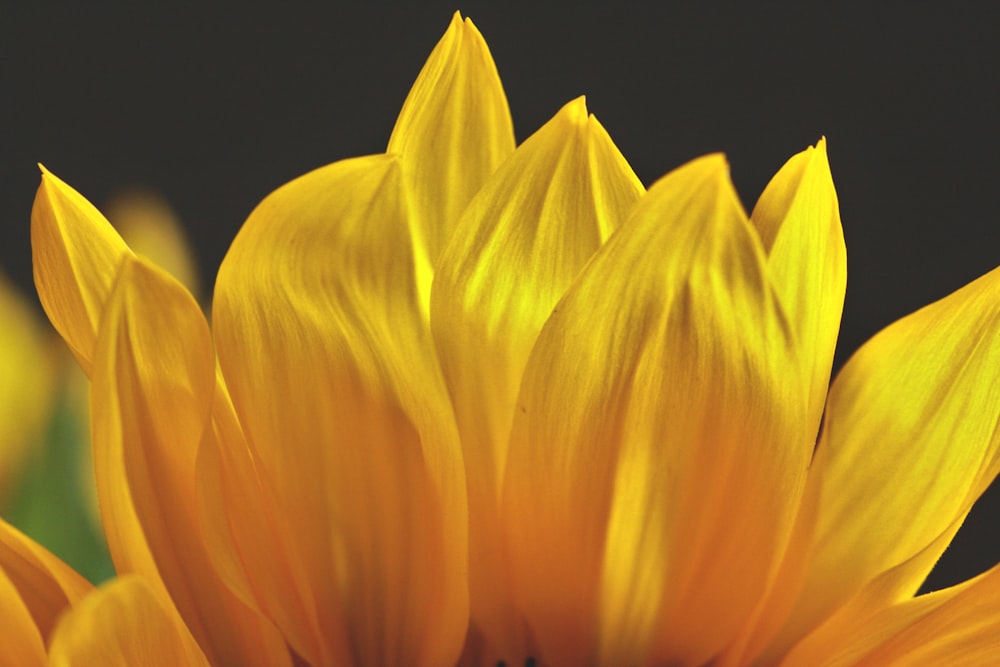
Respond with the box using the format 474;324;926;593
2;4;998;592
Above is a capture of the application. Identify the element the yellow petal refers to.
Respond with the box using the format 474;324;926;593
48;576;210;667
783;563;1000;667
503;155;809;666
193;367;330;664
196;380;321;662
0;271;56;504
31;167;132;375
773;263;1000;650
713;140;846;665
430;96;642;662
387;11;515;308
750;138;846;435
0;565;47;666
214;154;467;667
91;256;290;667
104;189;201;297
0;517;92;644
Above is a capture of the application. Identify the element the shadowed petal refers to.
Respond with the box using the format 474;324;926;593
48;576;210;667
214;154;467;667
92;256;290;667
0;565;48;665
430;96;642;662
715;140;846;666
504;155;809;666
0;518;92;646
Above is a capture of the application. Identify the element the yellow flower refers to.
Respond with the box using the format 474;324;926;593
4;10;1000;666
0;272;56;507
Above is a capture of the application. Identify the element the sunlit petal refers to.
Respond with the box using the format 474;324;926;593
750;138;846;436
387;11;515;309
430;96;642;661
771;263;1000;655
48;576;210;667
504;155;809;666
214;154;467;667
715;140;846;666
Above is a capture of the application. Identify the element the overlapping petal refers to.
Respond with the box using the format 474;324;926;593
48;576;210;667
32;170;292;666
91;256;290;667
716;140;845;666
769;263;1000;656
503;155;811;666
750;138;846;436
782;562;1000;666
0;565;47;666
387;11;515;309
20;13;1000;666
0;518;92;644
430;96;643;661
213;154;467;667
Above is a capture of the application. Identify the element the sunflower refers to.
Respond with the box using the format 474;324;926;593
4;11;1000;667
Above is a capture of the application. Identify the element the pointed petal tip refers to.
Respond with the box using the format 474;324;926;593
648;152;731;194
550;96;590;129
802;137;828;159
448;10;478;34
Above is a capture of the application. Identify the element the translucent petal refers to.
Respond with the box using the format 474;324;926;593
92;256;290;667
214;154;467;667
504;155;809;666
387;11;515;309
48;576;210;667
430;96;642;662
772;263;1000;654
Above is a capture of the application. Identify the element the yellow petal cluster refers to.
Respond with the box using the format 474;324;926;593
4;11;1000;667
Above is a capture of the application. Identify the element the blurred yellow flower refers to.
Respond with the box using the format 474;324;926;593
104;190;201;297
4;10;1000;667
0;272;55;507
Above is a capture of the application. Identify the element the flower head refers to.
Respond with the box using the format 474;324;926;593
5;11;1000;666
